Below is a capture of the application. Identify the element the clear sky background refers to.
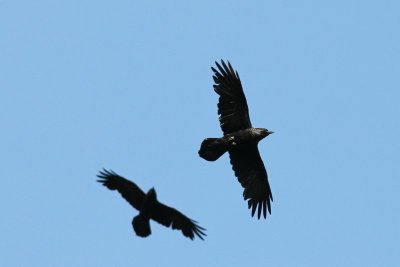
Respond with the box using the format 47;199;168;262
1;1;399;266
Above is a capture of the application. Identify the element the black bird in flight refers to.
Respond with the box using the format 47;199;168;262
199;60;274;219
97;169;206;240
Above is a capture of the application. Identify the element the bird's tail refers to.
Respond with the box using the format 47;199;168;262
198;138;228;161
132;215;151;237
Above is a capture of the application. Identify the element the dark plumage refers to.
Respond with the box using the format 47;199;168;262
97;169;206;240
199;60;274;219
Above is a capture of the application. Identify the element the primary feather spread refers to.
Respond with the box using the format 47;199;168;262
199;60;274;219
97;169;206;240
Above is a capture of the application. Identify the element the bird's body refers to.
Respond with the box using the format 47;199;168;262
97;169;206;240
132;188;157;237
227;128;269;146
199;128;268;161
199;60;274;219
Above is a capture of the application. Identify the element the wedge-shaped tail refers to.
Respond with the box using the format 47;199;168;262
198;138;228;161
132;215;151;237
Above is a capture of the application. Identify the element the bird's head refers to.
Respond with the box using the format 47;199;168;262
147;187;157;198
257;128;274;140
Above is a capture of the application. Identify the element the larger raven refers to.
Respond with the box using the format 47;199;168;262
97;169;206;240
199;60;274;219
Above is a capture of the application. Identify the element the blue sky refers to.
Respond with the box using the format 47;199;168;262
1;1;399;266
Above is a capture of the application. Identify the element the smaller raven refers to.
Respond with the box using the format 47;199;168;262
97;169;206;240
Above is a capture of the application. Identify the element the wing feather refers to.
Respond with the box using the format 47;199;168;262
229;146;273;219
212;60;252;134
97;169;146;211
151;202;206;240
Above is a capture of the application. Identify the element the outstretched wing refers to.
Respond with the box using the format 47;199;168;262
97;169;146;211
212;60;252;134
151;202;206;240
229;145;273;219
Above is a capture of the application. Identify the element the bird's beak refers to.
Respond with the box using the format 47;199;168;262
267;131;274;135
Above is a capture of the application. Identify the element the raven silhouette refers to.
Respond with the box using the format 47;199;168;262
199;60;274;219
97;169;206;240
